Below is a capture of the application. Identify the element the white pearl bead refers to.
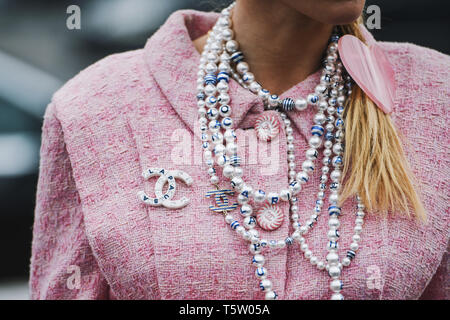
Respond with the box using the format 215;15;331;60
210;175;219;184
236;61;249;74
259;279;273;292
330;293;344;300
296;171;309;184
295;98;307;111
249;81;262;93
355;217;364;226
342;257;351;267
330;279;342;292
280;189;291;201
350;242;359;251
226;40;238;52
328;217;340;228
267;95;279;107
223;165;234;178
265;291;277;300
304;250;312;259
235;225;245;235
317;261;325;270
302;160;315;173
266;192;279;204
233;167;244;177
309;135;322;148
225;214;234;224
225;142;237;155
328;265;341;278
252;254;265;266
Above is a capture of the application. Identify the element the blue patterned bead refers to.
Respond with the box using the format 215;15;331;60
332;156;343;166
311;125;324;136
217;71;229;83
335;118;344;128
325;131;334;140
336;106;344;115
231;51;244;64
221;117;233;128
204;73;217;85
328;241;339;249
230;220;240;230
255;267;267;278
328;205;341;216
196;92;206;101
347;250;356;260
230;155;241;167
285;237;294;246
281;98;295;111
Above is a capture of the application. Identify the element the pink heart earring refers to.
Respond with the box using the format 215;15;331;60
338;34;396;114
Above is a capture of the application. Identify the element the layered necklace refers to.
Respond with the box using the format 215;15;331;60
196;2;365;300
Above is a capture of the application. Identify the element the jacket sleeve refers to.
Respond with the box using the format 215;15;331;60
419;248;448;300
30;101;110;299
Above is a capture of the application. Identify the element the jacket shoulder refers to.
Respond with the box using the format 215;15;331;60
378;41;449;90
51;49;149;123
376;41;449;117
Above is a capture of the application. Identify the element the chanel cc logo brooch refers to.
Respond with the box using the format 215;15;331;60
137;167;193;209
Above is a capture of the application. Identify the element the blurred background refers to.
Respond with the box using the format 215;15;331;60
0;0;448;300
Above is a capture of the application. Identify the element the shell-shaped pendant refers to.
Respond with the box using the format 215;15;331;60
255;114;280;141
256;204;284;231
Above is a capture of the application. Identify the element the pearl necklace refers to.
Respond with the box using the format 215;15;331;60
196;2;365;300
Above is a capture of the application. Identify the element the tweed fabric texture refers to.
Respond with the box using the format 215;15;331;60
30;10;449;300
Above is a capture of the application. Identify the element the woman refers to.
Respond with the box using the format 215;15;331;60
30;0;448;299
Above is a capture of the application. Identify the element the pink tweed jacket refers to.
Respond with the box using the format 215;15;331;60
30;10;449;300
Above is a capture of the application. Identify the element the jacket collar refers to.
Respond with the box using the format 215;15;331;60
143;9;378;140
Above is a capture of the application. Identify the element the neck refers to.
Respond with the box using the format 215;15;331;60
233;0;333;94
194;0;334;94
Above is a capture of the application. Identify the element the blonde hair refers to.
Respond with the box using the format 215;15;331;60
337;19;427;221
